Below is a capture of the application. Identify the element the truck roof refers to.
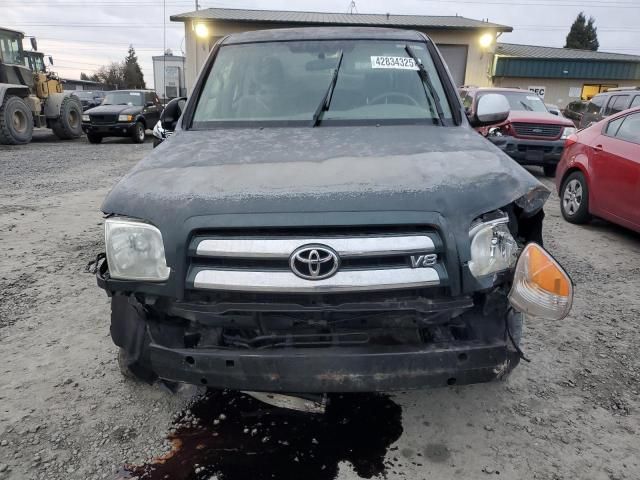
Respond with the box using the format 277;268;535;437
0;26;25;37
222;26;426;45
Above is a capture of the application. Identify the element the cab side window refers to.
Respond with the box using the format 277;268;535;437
631;95;640;108
605;116;625;136
614;113;640;144
604;95;630;116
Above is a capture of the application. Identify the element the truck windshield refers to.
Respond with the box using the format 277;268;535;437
0;32;23;65
103;91;143;106
483;92;548;113
192;39;452;127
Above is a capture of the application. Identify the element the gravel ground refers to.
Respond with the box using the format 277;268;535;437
1;129;639;480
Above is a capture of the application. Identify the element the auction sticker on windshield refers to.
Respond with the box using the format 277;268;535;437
370;56;419;70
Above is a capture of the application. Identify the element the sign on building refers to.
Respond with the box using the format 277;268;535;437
528;86;546;98
568;87;582;98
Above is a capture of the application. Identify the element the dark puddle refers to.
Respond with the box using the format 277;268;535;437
118;390;403;480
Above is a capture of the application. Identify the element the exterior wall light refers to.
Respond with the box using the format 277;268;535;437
479;33;494;49
195;23;209;38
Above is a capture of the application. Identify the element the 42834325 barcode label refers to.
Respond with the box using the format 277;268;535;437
370;56;419;70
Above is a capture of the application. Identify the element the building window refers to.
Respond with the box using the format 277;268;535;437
581;84;618;100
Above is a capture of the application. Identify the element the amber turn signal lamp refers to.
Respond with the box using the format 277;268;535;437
508;243;573;321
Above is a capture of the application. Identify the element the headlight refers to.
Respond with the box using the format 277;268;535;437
509;243;572;320
82;114;90;122
560;127;577;139
118;114;134;122
515;185;550;215
105;218;170;281
469;211;518;277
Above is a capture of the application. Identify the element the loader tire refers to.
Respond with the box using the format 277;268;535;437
51;96;83;140
0;95;33;145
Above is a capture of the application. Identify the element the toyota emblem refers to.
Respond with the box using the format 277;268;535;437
289;244;340;280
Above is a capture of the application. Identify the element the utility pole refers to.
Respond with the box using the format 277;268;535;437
195;0;200;11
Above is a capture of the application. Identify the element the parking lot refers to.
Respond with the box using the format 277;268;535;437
1;130;639;480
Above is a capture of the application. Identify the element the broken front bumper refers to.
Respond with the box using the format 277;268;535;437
150;341;518;393
488;136;565;166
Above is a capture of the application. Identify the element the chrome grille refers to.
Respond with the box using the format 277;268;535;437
187;229;444;293
512;123;562;139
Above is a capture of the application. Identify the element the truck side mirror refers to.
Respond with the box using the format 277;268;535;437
160;96;187;132
31;37;38;51
468;93;510;127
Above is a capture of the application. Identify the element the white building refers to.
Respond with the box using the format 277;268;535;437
152;53;187;101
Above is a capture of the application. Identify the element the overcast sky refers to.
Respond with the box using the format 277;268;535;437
5;0;640;88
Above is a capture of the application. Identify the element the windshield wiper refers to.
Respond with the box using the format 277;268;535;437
311;51;344;127
519;101;534;111
404;45;445;125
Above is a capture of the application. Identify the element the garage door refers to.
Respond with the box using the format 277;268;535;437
436;45;468;87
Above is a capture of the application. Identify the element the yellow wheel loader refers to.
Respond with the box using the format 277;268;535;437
0;27;83;145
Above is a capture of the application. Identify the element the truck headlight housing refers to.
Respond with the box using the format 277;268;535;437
118;114;134;122
560;127;577;139
105;218;170;281
82;114;90;122
509;243;572;320
468;211;518;277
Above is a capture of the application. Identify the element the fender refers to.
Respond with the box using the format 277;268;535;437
0;83;30;105
43;91;76;118
134;114;147;128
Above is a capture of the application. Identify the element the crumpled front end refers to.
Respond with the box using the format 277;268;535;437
98;202;547;393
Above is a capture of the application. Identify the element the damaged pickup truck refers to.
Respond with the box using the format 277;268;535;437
95;27;573;394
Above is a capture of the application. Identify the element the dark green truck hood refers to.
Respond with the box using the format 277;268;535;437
102;125;544;230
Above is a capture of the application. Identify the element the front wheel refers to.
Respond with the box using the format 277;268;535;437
131;121;145;144
560;171;591;224
51;96;83;139
0;96;34;145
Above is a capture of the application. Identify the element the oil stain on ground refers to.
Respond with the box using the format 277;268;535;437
117;390;403;480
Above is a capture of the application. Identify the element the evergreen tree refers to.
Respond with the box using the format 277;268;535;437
93;62;125;88
565;12;599;51
123;45;146;89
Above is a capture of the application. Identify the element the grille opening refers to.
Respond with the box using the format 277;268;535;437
512;122;562;138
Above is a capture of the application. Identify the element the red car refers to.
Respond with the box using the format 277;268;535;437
460;87;576;177
556;106;640;233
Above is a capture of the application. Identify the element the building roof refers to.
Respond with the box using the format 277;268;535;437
222;26;425;45
61;78;103;85
496;42;640;62
493;43;640;80
152;55;185;61
170;7;512;32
